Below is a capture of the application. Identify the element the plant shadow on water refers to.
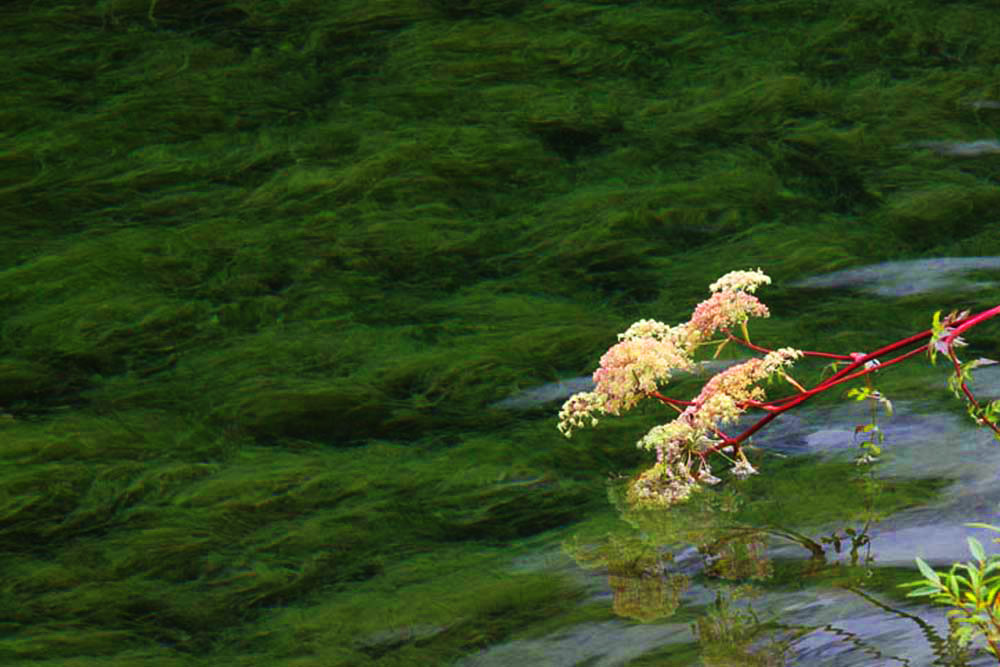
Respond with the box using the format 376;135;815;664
560;451;974;667
547;449;988;667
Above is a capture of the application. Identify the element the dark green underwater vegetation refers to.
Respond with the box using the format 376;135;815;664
2;0;1000;664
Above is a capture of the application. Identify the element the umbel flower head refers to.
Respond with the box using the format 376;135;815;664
557;321;697;438
709;268;771;293
635;347;803;455
557;268;780;440
592;335;695;415
557;268;811;508
688;269;770;340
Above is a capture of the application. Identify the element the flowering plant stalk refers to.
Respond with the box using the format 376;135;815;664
557;268;1000;508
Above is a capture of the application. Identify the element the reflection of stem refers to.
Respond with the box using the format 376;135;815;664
846;585;956;663
850;519;873;567
770;618;910;665
717;523;826;561
764;526;826;560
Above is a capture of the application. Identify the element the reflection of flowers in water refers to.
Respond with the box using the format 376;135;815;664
626;460;700;508
701;531;773;581
577;468;955;664
562;532;692;622
696;587;789;667
608;568;690;623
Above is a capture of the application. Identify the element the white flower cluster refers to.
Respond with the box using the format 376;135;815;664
618;319;701;354
688;290;770;339
761;347;804;373
709;268;771;294
592;337;695;415
729;455;759;480
629;460;701;507
638;415;723;453
556;391;606;438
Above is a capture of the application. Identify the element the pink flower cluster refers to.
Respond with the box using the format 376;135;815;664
559;268;803;507
592;336;694;415
638;347;802;452
688;290;769;339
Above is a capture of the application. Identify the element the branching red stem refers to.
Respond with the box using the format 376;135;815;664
647;307;999;454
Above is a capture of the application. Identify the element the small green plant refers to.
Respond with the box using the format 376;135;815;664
900;524;1000;657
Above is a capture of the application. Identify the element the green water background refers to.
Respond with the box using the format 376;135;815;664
2;0;1000;664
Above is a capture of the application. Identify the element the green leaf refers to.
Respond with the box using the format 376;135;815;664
905;586;942;597
928;311;943;366
966;523;1000;535
970;537;986;563
916;557;941;585
847;387;870;401
951;571;972;590
881;397;893;416
948;572;962;599
968;565;982;594
952;625;975;647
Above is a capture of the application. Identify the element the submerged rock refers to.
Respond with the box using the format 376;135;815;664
787;256;1000;298
905;139;1000;157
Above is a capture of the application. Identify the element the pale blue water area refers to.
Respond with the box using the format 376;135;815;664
788;256;1000;297
474;258;1000;666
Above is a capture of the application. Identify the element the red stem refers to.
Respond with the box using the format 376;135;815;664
647;307;1000;455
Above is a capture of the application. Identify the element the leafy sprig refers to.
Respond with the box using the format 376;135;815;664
900;524;1000;656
